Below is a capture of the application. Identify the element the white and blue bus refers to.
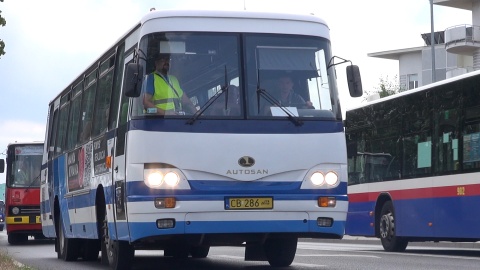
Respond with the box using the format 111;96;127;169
41;9;362;269
345;69;480;251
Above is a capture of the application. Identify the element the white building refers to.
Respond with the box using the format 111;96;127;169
369;0;478;90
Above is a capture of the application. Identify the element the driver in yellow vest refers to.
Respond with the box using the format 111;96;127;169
143;53;197;115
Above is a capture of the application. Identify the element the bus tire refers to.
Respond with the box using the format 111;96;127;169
8;233;28;245
34;233;47;240
165;244;190;259
379;201;408;252
82;239;100;261
190;246;210;258
264;237;297;267
58;215;80;261
102;213;134;269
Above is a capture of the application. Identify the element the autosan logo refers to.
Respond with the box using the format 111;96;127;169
226;156;268;175
238;156;255;167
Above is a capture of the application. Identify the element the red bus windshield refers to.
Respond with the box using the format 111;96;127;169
7;145;43;188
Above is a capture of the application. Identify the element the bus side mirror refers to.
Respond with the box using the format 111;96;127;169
0;159;4;173
124;63;144;97
346;65;363;97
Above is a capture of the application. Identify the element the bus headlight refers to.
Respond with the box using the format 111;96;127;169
310;172;325;186
146;171;164;187
143;164;191;190
12;207;20;215
164;172;180;187
302;164;344;189
325;171;339;186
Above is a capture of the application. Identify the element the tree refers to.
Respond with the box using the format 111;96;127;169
0;0;5;59
363;75;403;101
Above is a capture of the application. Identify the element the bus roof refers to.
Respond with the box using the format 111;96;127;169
142;9;328;27
348;69;480;112
6;141;44;147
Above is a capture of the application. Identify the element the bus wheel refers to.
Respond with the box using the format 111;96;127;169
102;213;134;269
190;246;210;258
58;215;79;261
379;201;408;252
165;244;190;259
82;239;100;261
8;233;28;245
264;237;297;267
34;233;47;240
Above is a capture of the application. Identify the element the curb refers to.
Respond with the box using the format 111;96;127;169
300;237;480;249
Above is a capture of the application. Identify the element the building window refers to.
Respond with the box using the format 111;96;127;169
408;74;418;90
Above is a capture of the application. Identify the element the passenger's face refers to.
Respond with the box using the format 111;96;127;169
278;77;293;94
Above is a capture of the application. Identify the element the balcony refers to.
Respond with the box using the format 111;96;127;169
445;24;480;55
446;66;474;79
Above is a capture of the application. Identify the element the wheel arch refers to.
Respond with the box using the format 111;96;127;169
95;184;106;238
53;195;61;236
374;193;392;238
53;195;61;253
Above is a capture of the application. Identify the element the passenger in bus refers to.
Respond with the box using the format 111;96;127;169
143;53;197;115
263;74;313;115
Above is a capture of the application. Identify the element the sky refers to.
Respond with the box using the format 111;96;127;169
0;0;471;183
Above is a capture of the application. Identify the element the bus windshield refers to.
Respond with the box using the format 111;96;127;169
132;32;339;120
7;145;43;188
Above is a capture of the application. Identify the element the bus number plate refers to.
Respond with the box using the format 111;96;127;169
225;197;273;210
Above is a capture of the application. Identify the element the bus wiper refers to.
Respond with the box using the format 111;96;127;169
186;85;229;125
186;66;230;125
256;87;303;126
25;174;41;193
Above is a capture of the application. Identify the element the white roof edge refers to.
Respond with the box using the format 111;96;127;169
347;69;480;111
368;46;426;60
6;141;44;146
141;9;328;27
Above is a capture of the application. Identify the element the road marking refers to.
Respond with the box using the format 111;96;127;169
296;254;380;258
213;255;324;268
213;255;244;260
292;262;326;268
389;251;480;261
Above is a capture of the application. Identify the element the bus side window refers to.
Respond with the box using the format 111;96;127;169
462;105;480;170
78;70;97;143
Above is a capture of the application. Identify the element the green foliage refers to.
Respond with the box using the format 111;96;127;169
0;0;6;58
363;75;403;101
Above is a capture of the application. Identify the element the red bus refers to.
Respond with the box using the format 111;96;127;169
0;200;4;231
0;142;44;244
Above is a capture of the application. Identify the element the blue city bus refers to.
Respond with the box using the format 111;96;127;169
346;70;480;251
40;9;362;269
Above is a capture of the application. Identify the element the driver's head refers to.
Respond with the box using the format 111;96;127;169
154;53;171;73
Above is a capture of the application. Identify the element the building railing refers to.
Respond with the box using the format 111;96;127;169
445;24;480;47
446;66;474;78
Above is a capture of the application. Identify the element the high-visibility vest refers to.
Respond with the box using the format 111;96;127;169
151;73;183;111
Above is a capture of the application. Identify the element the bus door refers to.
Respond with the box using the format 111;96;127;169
41;102;60;237
110;48;131;231
41;156;55;237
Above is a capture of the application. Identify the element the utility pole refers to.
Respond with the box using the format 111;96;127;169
430;0;436;83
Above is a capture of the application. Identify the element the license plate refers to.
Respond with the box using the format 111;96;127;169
225;197;273;210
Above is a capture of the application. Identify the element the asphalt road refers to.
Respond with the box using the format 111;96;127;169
1;231;480;270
